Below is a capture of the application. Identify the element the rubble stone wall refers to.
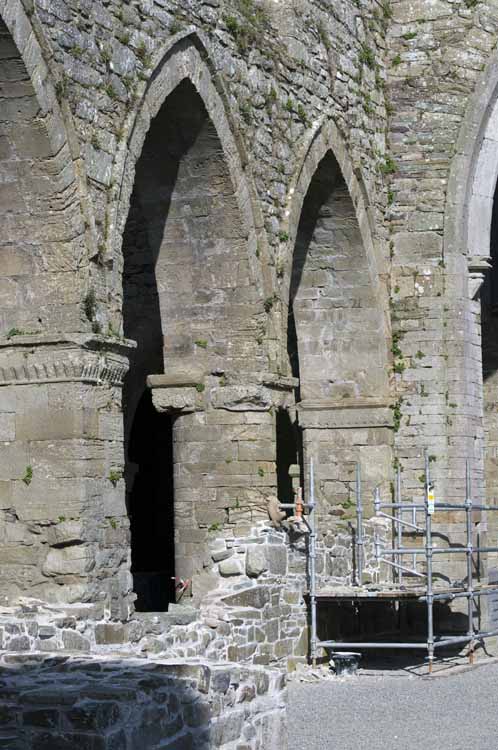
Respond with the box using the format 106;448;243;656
0;655;287;750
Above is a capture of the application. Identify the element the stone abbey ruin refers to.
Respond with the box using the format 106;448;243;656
3;0;498;746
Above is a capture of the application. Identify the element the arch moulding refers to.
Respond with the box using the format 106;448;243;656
108;29;272;303
445;48;498;298
278;115;391;374
0;0;97;266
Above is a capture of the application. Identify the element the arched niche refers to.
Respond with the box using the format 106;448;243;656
289;149;388;403
0;15;86;335
282;137;392;551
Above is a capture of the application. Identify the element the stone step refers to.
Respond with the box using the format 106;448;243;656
135;605;200;632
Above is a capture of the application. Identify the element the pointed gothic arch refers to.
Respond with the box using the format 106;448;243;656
281;117;391;403
118;58;270;607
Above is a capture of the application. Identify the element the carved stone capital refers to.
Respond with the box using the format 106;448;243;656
468;256;492;300
209;381;294;411
148;371;205;414
0;334;135;387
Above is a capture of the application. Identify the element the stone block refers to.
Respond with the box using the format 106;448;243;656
97;412;123;442
65;701;120;731
94;623;126;645
151;386;197;414
210;710;245;746
12;478;87;521
102;484;127;518
266;545;287;576
219;558;242;577
0;481;12;508
152;664;211;694
211;547;231;562
7;635;30;651
38;625;56;639
0;414;15;441
210;669;231;694
0;442;29;479
42;546;94;577
15;407;99;441
22;709;60;729
29;440;106;479
222;586;270;609
245;546;268;578
211;386;273;411
46;520;84;547
183;700;211;728
0;545;41;565
238;440;275;461
61;630;90;652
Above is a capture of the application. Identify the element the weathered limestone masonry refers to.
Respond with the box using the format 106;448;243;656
0;1;395;742
3;0;498;735
0;0;393;618
386;0;498;589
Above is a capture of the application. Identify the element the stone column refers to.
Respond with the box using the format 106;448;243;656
0;334;135;618
150;373;294;600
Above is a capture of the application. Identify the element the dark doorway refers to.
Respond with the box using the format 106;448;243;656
121;82;206;611
122;180;175;611
276;408;302;505
126;392;175;611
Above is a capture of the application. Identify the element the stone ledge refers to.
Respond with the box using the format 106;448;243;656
147;370;205;389
297;400;393;429
210;384;293;411
0;333;136;353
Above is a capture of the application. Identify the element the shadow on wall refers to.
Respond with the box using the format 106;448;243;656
481;173;498;574
0;655;286;749
481;176;498;388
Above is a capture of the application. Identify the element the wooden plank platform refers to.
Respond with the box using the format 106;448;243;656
308;584;498;600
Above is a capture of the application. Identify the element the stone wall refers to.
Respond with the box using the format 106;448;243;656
0;334;134;617
0;654;286;749
2;0;498;656
384;0;498;585
0;0;396;612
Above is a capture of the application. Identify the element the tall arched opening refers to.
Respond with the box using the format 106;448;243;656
286;144;392;643
481;179;498;588
287;148;391;517
121;78;262;607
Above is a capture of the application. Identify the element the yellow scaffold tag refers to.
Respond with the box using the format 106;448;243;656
427;484;435;515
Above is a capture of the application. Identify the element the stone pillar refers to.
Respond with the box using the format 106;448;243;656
150;373;294;600
0;334;134;618
298;401;393;581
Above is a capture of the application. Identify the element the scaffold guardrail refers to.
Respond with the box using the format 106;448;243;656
289;451;498;673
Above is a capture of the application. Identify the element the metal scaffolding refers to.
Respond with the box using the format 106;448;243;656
303;451;498;673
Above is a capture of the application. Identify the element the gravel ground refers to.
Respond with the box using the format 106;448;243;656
288;661;498;750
